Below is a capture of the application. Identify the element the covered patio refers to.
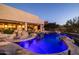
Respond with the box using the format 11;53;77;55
0;4;44;32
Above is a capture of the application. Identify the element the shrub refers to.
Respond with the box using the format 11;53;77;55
3;28;14;34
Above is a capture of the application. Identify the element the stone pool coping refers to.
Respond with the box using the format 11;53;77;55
14;34;79;55
14;35;69;55
14;34;69;55
13;34;37;42
60;36;79;55
2;34;79;55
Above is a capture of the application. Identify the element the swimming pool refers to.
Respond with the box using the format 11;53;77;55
16;33;68;54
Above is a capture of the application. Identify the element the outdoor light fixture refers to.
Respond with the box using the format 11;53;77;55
22;25;25;28
18;25;21;28
4;25;8;28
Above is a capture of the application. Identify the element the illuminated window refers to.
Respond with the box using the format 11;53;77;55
0;25;4;28
13;25;16;28
8;24;12;28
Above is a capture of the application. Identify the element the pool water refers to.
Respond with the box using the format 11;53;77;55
16;33;68;54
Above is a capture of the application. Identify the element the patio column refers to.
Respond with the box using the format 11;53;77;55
40;24;44;32
25;23;27;31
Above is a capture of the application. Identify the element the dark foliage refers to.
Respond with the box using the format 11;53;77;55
44;22;59;31
64;16;79;33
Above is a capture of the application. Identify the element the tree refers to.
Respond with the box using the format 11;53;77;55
44;22;59;31
64;16;79;33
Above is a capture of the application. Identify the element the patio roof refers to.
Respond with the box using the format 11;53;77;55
0;4;44;24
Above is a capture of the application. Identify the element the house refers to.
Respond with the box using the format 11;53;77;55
0;4;44;32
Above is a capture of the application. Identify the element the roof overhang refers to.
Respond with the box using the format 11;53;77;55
0;4;44;24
